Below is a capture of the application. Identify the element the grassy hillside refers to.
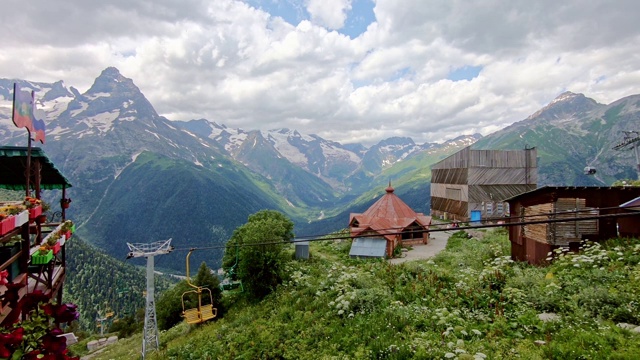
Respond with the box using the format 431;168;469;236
80;230;640;359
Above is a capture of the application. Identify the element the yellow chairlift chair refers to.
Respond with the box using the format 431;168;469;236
181;250;217;324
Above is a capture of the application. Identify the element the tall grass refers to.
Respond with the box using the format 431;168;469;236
87;230;640;359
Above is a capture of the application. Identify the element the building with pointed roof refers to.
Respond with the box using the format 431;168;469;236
349;184;431;258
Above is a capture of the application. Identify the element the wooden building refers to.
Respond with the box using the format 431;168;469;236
350;184;431;258
506;186;640;265
0;146;73;325
430;147;537;222
618;196;640;238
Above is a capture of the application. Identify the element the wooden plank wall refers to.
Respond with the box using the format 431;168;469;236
432;148;537;169
553;198;598;246
523;203;552;243
431;183;469;202
468;168;538;185
431;147;471;169
432;168;468;184
431;197;468;219
521;198;599;246
468;184;536;203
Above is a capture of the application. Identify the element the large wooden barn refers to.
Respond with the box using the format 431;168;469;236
506;186;640;265
430;147;537;222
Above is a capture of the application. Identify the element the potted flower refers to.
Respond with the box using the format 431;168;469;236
60;198;72;209
8;205;29;228
45;232;62;255
24;196;43;221
60;220;74;240
31;246;54;265
0;213;15;236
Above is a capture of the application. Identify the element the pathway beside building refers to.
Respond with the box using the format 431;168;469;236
388;230;452;264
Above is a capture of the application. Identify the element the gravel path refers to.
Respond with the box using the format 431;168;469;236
388;230;453;264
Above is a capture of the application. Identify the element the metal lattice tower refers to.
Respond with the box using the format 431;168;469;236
613;130;640;180
126;239;173;359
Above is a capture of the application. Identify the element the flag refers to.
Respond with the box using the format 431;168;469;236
32;117;46;144
12;84;35;132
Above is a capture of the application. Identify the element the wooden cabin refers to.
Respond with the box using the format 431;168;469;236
350;184;431;258
506;186;640;265
430;147;537;222
0;146;73;325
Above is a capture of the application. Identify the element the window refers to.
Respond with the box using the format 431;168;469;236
486;202;493;215
446;188;462;201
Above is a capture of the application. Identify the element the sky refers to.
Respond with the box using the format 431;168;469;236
1;0;639;146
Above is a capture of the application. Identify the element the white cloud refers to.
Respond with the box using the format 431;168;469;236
306;0;353;30
1;0;639;146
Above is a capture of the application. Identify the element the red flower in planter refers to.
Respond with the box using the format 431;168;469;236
43;303;79;325
0;327;24;358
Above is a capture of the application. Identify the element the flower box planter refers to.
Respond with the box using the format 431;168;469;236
31;250;53;265
63;231;72;240
52;242;61;255
14;210;29;227
59;237;65;247
0;216;15;236
28;206;42;221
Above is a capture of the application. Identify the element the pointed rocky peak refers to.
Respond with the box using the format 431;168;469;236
527;91;601;122
85;67;141;99
41;80;74;101
549;91;581;104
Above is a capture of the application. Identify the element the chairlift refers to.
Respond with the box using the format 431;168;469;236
181;249;217;324
584;166;597;175
219;242;244;293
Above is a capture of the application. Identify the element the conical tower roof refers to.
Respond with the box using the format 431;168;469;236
350;183;431;241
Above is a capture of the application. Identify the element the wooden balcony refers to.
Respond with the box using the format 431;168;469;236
0;218;71;326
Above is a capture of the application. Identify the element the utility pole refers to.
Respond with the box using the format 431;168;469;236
613;130;640;180
126;239;173;360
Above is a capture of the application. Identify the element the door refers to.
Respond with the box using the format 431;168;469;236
470;210;481;223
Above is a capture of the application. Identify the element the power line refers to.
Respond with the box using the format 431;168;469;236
171;210;640;253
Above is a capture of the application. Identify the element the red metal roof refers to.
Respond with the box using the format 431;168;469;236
350;184;431;241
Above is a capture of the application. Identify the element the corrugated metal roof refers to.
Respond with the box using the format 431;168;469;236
349;237;387;258
0;146;72;190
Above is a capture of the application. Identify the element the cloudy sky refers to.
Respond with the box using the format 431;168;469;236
1;0;639;145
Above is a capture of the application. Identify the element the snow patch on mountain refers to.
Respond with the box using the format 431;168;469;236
38;96;73;118
320;142;361;163
265;130;308;166
70;102;89;117
84;110;120;132
86;92;111;100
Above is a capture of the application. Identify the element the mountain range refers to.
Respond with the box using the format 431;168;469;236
1;67;638;272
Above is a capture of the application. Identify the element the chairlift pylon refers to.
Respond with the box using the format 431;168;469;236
181;249;217;324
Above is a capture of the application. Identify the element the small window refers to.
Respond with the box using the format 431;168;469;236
496;203;504;215
486;203;493;215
